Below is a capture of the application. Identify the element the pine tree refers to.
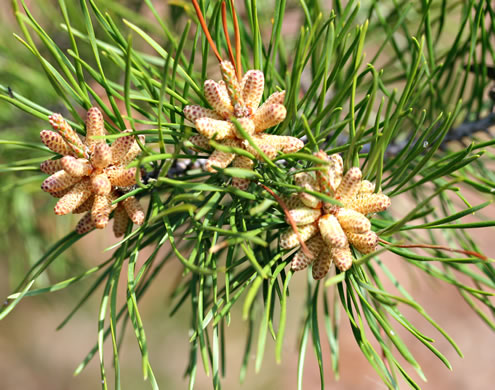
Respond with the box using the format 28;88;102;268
1;1;494;389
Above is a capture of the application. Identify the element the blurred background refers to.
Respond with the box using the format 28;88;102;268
1;1;494;389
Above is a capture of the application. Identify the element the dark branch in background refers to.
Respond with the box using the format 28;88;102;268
440;113;495;148
156;79;495;180
149;65;495;180
370;113;495;157
141;158;205;183
161;113;495;179
166;158;205;178
465;64;495;80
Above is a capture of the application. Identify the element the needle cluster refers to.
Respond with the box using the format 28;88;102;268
280;151;391;279
184;61;304;190
39;108;146;236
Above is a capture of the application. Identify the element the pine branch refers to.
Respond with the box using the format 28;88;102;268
1;1;495;389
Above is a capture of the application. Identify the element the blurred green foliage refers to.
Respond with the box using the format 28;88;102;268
1;1;495;389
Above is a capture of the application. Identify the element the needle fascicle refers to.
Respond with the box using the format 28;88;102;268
230;0;243;81
221;1;237;76
191;0;223;62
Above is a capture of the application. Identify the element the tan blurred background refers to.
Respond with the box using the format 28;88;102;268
1;226;494;390
1;1;495;389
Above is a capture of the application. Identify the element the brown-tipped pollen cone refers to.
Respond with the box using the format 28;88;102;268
280;151;391;280
183;61;304;190
40;107;146;237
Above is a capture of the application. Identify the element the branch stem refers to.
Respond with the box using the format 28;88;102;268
378;238;487;260
259;183;312;258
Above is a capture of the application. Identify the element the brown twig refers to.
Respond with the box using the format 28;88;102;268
191;0;223;62
259;183;312;258
221;1;237;72
229;0;242;81
378;238;487;260
210;240;230;254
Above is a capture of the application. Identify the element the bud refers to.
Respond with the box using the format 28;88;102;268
277;136;304;154
253;104;286;132
348;193;391;216
282;194;304;210
121;135;145;165
113;205;129;237
336;208;371;234
92;143;112;170
204;139;240;172
312;248;333;280
110;130;135;163
220;61;243;109
358;180;375;195
106;166;137;187
232;117;255;138
41;170;80;193
314;151;343;196
91;194;112;229
188;135;213;152
73;195;94;214
331;246;353;271
61;156;93;177
47;187;72;199
76;211;95;234
280;223;318;249
242;135;278;160
263;91;285;106
54;179;92;215
291;234;325;271
241;70;264;112
122;196;145;225
231;155;254;190
244;134;303;160
294;172;321;209
40;130;72;156
287;206;321;226
335;167;362;204
347;231;378;254
85;107;105;147
204;79;234;119
318;214;347;248
195;117;236;140
91;172;112;195
183;105;222;122
49;113;88;158
328;154;344;190
40;159;63;174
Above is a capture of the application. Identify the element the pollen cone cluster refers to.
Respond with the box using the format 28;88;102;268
40;107;146;236
183;61;304;190
280;151;391;279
